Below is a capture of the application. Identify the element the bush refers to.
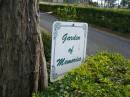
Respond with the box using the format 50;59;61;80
57;7;77;20
41;32;51;62
37;52;130;97
39;3;130;34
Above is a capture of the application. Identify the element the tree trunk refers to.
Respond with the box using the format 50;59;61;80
0;0;48;97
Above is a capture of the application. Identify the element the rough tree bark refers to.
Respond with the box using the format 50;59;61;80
0;0;48;97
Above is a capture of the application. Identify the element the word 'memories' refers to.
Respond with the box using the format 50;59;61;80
50;21;88;82
57;57;81;66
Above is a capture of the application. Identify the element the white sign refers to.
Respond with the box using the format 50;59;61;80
50;21;88;82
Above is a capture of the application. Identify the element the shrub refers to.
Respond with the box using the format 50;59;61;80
57;7;77;20
39;3;130;34
38;52;130;97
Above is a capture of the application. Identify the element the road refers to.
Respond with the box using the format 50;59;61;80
40;12;130;58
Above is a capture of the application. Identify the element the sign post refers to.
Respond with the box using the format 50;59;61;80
50;21;88;82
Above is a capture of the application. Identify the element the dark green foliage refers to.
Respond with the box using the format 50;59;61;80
41;32;51;62
39;3;130;34
37;52;130;97
121;0;128;7
129;2;130;9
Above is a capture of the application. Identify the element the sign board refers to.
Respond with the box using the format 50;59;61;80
50;21;88;82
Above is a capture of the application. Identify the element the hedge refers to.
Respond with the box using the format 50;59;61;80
37;51;130;97
39;3;130;34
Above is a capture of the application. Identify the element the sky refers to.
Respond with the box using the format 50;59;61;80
92;0;121;4
92;0;121;2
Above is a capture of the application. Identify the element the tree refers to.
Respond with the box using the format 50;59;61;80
101;0;103;7
0;0;48;97
128;0;130;9
104;0;117;8
121;0;128;7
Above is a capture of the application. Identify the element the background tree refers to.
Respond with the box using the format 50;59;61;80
0;0;48;97
121;0;128;7
128;0;130;8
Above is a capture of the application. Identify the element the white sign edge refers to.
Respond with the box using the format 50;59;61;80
50;21;88;82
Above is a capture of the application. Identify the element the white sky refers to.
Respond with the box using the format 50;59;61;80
92;0;121;4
